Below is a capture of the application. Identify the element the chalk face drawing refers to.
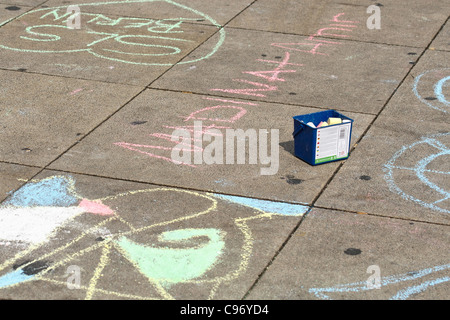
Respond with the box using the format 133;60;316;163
0;0;225;66
413;68;450;113
383;133;450;214
0;175;307;299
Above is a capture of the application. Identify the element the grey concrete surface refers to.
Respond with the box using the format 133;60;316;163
0;0;448;301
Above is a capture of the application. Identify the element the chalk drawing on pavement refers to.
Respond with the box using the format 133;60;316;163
0;175;307;299
308;263;450;300
413;68;450;113
383;132;450;214
0;0;226;66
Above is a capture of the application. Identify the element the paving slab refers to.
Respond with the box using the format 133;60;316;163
0;0;447;302
315;113;450;224
0;1;44;7
0;170;306;299
0;69;142;167
0;4;32;26
245;208;450;300
0;4;223;86
40;0;254;26
0;163;40;203
48;88;374;205
151;27;414;114
314;49;450;224
382;49;450;119
228;0;449;47
430;20;450;52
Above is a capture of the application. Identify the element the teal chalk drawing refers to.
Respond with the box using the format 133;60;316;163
0;0;226;66
413;68;450;113
211;193;308;216
383;133;450;214
3;176;78;208
0;175;305;298
308;263;450;300
115;228;225;286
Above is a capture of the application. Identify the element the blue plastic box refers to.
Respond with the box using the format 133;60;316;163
293;110;354;166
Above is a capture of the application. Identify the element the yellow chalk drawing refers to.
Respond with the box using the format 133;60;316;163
0;175;304;299
85;241;111;300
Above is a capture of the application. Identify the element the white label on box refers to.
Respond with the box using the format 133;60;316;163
315;124;351;164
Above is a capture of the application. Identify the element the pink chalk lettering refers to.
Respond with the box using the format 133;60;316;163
150;133;202;151
243;69;296;82
314;27;353;38
164;124;229;137
305;37;341;44
271;42;331;56
202;97;258;106
331;13;359;24
329;24;358;28
244;51;301;82
211;80;278;97
183;105;247;123
114;142;196;167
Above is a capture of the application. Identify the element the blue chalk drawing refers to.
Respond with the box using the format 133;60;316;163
383;133;450;214
435;76;450;106
308;263;450;300
2;176;79;208
211;193;308;216
413;68;450;113
0;270;34;289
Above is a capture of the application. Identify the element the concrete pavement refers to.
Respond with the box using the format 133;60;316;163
0;0;448;300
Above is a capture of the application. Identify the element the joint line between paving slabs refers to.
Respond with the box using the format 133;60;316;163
312;204;450;227
21;165;311;209
242;206;314;300
310;15;450;209
0;0;51;28
224;25;427;49
146;0;259;88
0;86;151;201
242;13;450;301
1;67;146;88
149;87;381;116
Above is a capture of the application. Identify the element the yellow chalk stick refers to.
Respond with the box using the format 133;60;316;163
327;117;342;125
318;121;328;128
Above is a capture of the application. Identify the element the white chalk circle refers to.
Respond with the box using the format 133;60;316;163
413;68;450;113
383;132;450;214
0;0;226;66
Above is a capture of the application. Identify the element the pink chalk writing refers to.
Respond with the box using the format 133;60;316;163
211;51;301;97
183;105;247;123
331;12;359;24
115;98;249;166
210;13;358;98
115;13;359;167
